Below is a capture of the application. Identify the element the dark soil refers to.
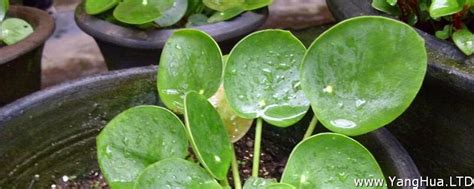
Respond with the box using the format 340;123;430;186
51;130;290;188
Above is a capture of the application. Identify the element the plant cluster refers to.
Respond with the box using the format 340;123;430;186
85;0;272;29
96;16;427;188
0;0;33;46
372;0;474;55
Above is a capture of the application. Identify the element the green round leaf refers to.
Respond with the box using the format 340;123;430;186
301;16;427;136
184;91;233;180
0;0;9;22
265;183;296;189
242;0;273;10
209;86;253;143
429;0;463;18
113;0;174;25
158;29;223;113
134;158;222;189
155;0;188;27
97;106;188;188
85;0;118;15
203;0;243;12
281;133;386;189
1;18;34;45
371;0;400;15
243;177;277;189
224;30;309;127
452;28;474;55
208;7;244;23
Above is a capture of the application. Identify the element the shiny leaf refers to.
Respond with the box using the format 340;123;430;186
243;177;277;189
208;7;244;23
281;133;386;189
184;91;233;180
203;0;243;12
1;18;34;45
209;85;253;143
224;30;309;127
301;16;427;136
97;106;188;188
134;158;222;189
113;0;174;25
452;28;474;55
158;29;223;113
265;183;296;189
85;0;118;15
185;13;209;27
155;0;188;27
429;0;463;18
371;0;400;15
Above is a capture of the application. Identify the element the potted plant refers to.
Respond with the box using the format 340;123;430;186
74;0;270;71
0;16;427;188
0;1;54;106
326;0;474;179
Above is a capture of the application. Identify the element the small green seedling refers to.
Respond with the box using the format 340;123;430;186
85;0;272;28
0;0;34;46
97;16;427;189
372;0;474;55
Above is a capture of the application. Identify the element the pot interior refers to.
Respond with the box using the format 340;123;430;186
0;66;420;188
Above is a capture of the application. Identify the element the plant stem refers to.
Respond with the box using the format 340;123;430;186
231;144;242;189
303;116;318;139
252;118;263;177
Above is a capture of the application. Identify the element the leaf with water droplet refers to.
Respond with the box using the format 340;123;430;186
1;18;33;45
134;158;221;189
208;7;244;23
154;0;188;27
97;106;188;188
281;133;386;189
243;177;276;189
113;0;174;25
85;0;118;15
158;29;223;113
209;86;253;142
301;16;427;136
184;92;233;180
203;0;243;12
224;29;309;127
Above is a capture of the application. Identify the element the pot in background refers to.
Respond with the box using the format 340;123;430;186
327;0;474;179
0;66;421;188
0;6;54;106
74;3;268;70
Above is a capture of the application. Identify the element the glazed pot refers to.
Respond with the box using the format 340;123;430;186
0;66;421;188
327;0;474;179
74;3;268;70
0;6;54;106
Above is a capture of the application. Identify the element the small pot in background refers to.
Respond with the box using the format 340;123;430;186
0;5;55;106
74;3;268;70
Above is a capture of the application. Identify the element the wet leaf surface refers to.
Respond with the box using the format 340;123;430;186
208;7;245;23
96;106;188;188
281;133;386;189
85;0;118;15
452;28;474;55
224;30;309;127
158;29;223;113
155;0;188;27
301;16;427;136
429;0;463;18
243;177;277;189
113;0;174;25
134;158;221;189
184;91;233;180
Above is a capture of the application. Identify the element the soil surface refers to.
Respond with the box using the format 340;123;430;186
51;130;290;188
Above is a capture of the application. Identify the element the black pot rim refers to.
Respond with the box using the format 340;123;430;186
326;0;474;96
0;5;55;64
74;3;268;50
